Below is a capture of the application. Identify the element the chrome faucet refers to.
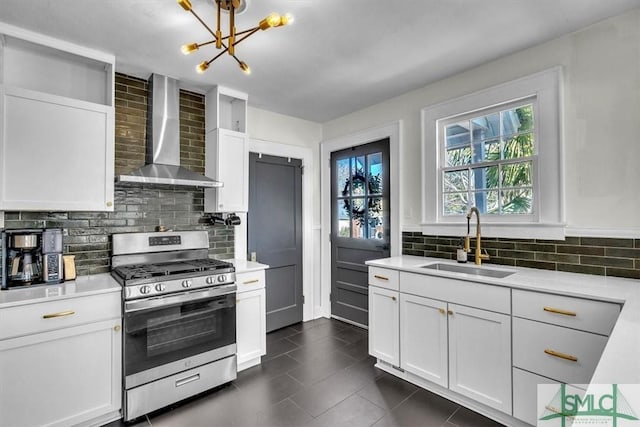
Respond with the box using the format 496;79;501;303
465;207;490;265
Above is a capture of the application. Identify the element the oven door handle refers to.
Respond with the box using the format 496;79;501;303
125;284;237;313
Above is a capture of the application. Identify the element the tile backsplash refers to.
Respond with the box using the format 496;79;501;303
402;232;640;280
2;73;233;277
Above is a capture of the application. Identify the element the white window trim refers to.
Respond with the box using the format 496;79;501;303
421;67;565;239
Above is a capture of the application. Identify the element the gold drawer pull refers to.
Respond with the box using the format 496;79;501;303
438;308;446;315
543;307;577;317
447;310;454;315
43;310;75;319
544;349;578;362
243;279;259;285
391;296;396;301
374;275;389;281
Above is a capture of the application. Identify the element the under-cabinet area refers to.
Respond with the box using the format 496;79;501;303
367;258;627;427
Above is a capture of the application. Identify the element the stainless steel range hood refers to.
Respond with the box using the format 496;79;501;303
117;74;222;188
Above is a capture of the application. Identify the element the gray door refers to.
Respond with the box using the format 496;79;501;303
331;138;391;327
248;153;303;332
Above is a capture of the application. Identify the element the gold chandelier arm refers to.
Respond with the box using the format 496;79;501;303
228;2;236;55
197;40;216;49
216;0;222;48
229;26;260;38
189;9;217;39
233;27;260;46
205;46;230;67
220;40;244;64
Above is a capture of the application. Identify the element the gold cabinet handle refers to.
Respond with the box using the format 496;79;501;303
43;310;75;319
391;296;396;301
438;308;446;315
242;279;259;285
543;307;577;317
447;310;454;315
114;325;121;332
374;275;389;281
106;201;113;207
544;349;578;362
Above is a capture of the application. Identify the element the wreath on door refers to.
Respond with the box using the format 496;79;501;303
341;169;382;227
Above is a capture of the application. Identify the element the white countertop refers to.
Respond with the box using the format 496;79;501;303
366;255;640;385
0;273;121;309
231;259;269;273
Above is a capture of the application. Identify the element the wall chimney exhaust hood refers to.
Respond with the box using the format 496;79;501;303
116;74;222;188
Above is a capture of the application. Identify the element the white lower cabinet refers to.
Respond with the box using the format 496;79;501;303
368;285;400;366
511;290;619;425
448;303;512;413
0;317;121;427
368;265;622;426
513;368;559;426
369;268;513;421
399;294;448;387
235;269;267;371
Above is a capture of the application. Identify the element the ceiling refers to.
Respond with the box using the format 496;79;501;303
1;0;639;123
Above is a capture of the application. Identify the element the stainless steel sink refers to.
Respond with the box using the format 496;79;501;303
421;262;515;278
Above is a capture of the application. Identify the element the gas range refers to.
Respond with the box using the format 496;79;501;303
110;230;238;422
110;231;235;300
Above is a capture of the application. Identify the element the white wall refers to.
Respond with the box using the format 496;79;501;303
248;106;322;224
322;9;640;236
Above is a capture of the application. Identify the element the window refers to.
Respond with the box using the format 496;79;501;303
336;152;385;239
441;100;536;217
421;68;564;239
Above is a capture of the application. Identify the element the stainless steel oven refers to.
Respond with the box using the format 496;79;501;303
111;231;237;421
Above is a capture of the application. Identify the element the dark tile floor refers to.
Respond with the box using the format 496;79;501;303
126;318;505;427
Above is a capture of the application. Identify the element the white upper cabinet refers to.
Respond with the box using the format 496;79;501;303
204;85;248;213
0;23;115;211
205;85;247;133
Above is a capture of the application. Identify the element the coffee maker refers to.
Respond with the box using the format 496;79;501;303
1;228;64;289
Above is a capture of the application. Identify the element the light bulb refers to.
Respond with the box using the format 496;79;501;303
239;62;251;75
177;0;192;11
196;61;209;74
278;13;294;26
181;43;199;55
259;12;281;30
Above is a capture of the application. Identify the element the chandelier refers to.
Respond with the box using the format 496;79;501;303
177;0;293;75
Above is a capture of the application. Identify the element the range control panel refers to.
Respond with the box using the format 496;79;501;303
149;235;181;246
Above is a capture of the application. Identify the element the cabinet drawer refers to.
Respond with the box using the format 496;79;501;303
513;368;559;426
369;267;399;291
513;290;620;335
400;272;510;314
235;270;266;293
513;317;608;384
0;292;121;340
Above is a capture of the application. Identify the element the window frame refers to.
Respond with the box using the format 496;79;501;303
438;97;539;222
421;67;565;239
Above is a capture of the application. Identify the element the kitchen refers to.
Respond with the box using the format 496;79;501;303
0;1;639;426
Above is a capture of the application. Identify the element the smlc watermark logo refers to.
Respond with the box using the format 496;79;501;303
538;384;640;426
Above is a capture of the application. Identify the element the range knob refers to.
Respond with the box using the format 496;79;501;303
140;285;151;294
155;283;166;292
206;277;214;285
182;280;192;288
217;275;227;283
